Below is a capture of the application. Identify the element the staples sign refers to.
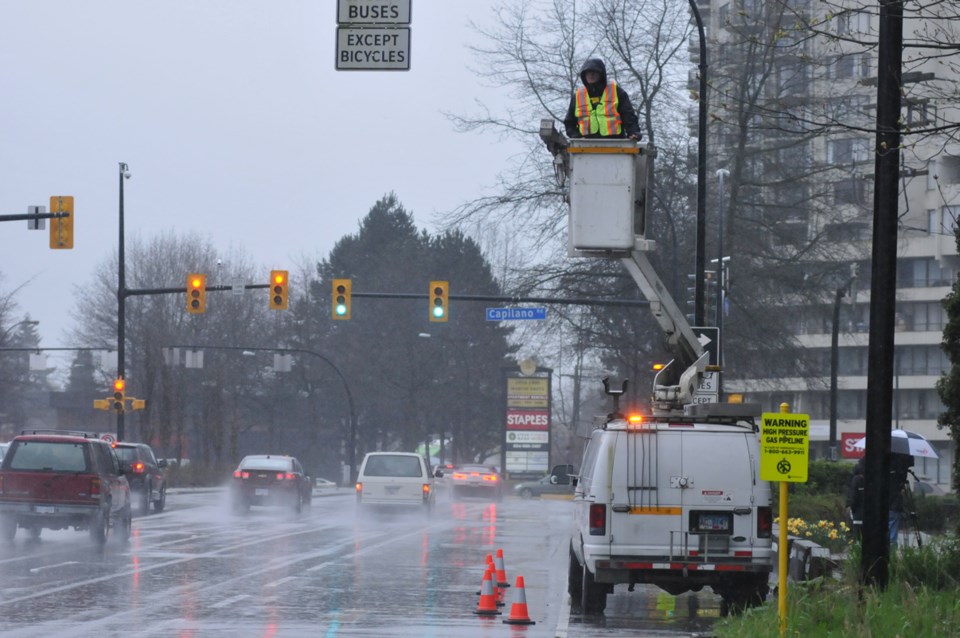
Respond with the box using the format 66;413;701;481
841;432;865;459
506;410;550;431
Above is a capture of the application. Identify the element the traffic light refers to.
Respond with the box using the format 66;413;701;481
332;279;351;320
49;195;74;249
269;270;289;310
429;281;449;322
112;378;125;412
187;273;206;314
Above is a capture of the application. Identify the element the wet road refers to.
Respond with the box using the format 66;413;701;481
0;488;723;636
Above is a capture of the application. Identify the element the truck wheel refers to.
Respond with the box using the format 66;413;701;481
519;488;534;500
0;515;17;541
153;486;166;513
568;545;583;605
89;509;108;544
581;564;607;614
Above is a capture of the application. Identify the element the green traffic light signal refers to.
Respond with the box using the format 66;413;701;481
332;279;351;320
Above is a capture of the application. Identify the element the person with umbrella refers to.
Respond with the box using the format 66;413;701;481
851;429;938;548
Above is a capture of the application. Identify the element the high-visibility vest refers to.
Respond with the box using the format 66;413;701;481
575;82;623;136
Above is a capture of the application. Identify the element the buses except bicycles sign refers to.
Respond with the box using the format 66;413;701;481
336;0;411;71
759;412;810;482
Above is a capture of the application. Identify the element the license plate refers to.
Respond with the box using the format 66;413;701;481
255;488;269;496
385;486;400;494
34;505;56;514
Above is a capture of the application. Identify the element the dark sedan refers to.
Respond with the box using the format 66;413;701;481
231;455;312;514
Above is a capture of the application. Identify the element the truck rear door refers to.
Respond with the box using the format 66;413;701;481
607;428;685;558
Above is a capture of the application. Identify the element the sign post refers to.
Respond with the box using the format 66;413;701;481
760;404;810;637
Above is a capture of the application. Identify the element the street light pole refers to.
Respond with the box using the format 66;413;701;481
166;344;358;482
689;0;709;327
117;162;131;441
829;287;846;459
0;319;39;344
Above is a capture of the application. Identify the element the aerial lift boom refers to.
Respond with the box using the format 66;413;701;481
539;120;709;414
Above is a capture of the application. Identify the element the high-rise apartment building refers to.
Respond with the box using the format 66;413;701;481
692;0;957;490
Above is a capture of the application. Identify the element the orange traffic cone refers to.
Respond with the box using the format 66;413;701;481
502;575;536;625
495;548;510;587
473;567;502;616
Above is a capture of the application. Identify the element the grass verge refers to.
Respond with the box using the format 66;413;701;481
713;537;960;637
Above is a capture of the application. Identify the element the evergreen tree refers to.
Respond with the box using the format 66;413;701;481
935;225;960;523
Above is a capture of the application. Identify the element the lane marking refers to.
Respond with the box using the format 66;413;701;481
264;576;297;588
29;561;80;574
209;594;250;609
555;592;571;637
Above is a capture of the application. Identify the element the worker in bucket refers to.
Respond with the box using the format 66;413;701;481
563;58;642;141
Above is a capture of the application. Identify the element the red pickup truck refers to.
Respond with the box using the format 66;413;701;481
0;431;131;543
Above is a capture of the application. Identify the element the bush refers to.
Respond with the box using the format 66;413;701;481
165;461;233;487
793;460;854;497
905;494;959;533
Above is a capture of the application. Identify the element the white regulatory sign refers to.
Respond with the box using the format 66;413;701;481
337;0;411;25
336;27;410;71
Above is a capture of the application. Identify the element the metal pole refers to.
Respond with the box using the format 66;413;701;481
689;0;708;326
716;169;729;394
829;287;845;458
117;162;128;441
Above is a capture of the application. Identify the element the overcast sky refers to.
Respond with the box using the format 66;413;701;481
0;1;519;376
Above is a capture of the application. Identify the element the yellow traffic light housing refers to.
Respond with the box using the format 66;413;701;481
187;273;206;314
429;281;449;322
332;279;352;320
112;378;126;412
49;195;74;249
270;270;289;310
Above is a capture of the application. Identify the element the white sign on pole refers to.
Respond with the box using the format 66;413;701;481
692;370;719;404
337;0;411;24
336;27;410;71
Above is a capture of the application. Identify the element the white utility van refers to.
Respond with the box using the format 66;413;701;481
355;452;435;515
569;402;773;616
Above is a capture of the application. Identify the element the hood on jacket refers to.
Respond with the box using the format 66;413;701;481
579;58;608;94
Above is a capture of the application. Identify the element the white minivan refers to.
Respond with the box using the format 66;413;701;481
569;402;773;616
356;452;435;514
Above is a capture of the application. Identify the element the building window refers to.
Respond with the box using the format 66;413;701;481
943;206;960;235
927;160;937;190
827;138;870;165
834;178;865;205
928;209;940;234
898;258;954;288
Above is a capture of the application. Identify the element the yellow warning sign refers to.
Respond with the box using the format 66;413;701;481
759;412;810;482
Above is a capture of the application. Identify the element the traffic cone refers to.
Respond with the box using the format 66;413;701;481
502;576;536;625
473;567;502;616
495;548;510;587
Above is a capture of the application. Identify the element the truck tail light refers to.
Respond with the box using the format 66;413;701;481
422;484;431;502
132;462;145;474
355;482;363;500
589;503;606;536
0;476;4;495
90;478;102;497
757;506;772;538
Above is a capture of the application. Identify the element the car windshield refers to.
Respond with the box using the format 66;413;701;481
7;441;89;472
363;455;423;478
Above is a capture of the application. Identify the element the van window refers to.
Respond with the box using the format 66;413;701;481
578;431;605;492
363;455;423;478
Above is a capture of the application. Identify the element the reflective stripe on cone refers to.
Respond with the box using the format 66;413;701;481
503;575;536;625
473;568;502;616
